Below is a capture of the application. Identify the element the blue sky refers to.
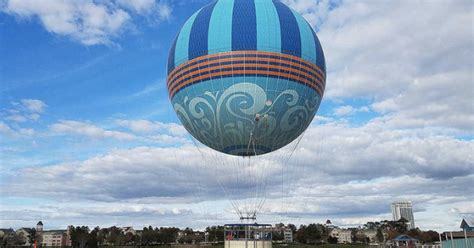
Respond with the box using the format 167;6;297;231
1;0;473;231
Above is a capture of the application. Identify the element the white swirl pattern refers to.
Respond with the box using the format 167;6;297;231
173;82;321;156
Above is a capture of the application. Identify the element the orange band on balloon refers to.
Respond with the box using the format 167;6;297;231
168;62;324;94
169;69;324;98
168;54;325;88
168;50;325;83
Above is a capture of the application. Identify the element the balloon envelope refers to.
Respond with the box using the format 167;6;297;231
167;0;326;156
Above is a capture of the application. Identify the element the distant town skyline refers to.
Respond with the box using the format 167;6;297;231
1;0;473;231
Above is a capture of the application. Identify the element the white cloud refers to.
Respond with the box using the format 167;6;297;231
51;120;136;141
116;0;156;14
0;121;35;138
17;128;35;136
156;2;172;20
5;114;28;123
300;122;474;180
283;0;332;29
3;0;131;45
2;0;174;46
370;71;474;132
2;99;47;124
116;0;172;20
0;121;14;134
48;119;189;144
148;134;189;145
116;119;188;137
333;105;369;116
289;0;474;132
20;99;47;113
29;113;40;121
0;200;198;230
4;121;473;229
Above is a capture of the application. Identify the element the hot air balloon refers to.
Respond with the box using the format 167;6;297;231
168;0;326;223
167;0;326;158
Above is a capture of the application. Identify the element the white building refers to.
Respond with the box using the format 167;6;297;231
361;230;378;243
120;226;136;235
283;229;293;243
391;201;416;230
330;228;352;244
42;230;66;247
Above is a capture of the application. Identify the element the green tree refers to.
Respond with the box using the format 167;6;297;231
205;226;224;242
96;228;106;246
419;230;439;243
327;236;338;244
273;231;284;241
288;224;297;233
295;225;306;243
70;226;89;248
296;224;322;244
125;232;135;245
318;224;330;242
87;227;99;248
106;226;124;246
308;224;322;243
160;227;179;244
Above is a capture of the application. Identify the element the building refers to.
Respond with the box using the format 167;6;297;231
460;218;474;232
42;230;67;247
391;201;416;230
36;221;43;245
440;231;474;248
15;228;34;246
119;226;136;236
324;219;335;229
391;234;419;247
283;228;293;243
0;229;14;238
36;221;43;232
361;230;378;243
329;228;352;244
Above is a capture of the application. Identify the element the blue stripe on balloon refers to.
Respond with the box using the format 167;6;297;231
291;9;316;64
309;26;326;73
255;0;281;53
232;0;257;51
167;36;178;74
174;10;201;68
273;0;301;57
208;0;234;53
189;1;218;60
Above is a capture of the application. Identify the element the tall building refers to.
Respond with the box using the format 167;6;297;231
391;201;415;230
36;221;43;245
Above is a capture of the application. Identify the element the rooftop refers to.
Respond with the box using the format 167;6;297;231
461;218;474;228
393;234;418;242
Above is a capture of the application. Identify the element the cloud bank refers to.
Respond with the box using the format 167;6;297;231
1;0;172;45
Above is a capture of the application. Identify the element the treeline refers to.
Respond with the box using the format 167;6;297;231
68;226;213;248
286;219;439;244
363;219;439;243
